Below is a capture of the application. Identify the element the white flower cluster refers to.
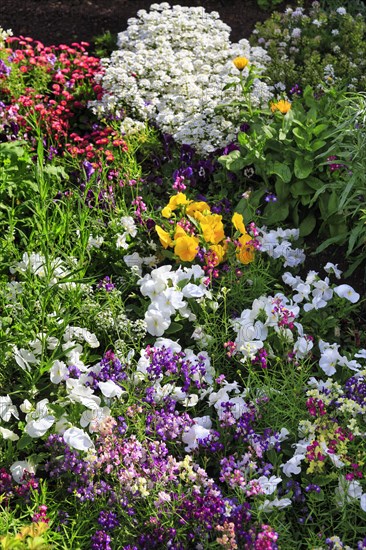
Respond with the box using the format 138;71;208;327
0;27;12;48
138;264;210;336
89;2;271;154
282;270;360;313
232;293;313;362
257;227;305;267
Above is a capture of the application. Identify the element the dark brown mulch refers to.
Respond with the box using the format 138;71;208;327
1;0;284;48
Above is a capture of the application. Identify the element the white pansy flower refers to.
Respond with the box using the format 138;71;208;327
25;399;55;438
63;427;93;451
10;460;36;483
334;284;360;303
0;396;19;422
50;360;68;384
98;380;125;399
144;308;171;336
0;427;19;441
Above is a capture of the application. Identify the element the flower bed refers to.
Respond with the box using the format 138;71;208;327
0;4;366;549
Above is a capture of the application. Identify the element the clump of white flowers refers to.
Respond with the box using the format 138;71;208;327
89;2;271;155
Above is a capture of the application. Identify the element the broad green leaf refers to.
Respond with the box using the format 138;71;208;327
294;157;313;179
299;214;317;237
264;200;289;223
269;161;292;183
275;179;290;200
291;180;313;196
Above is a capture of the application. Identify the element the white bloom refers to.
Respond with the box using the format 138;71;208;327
63;427;94;451
182;417;212;451
10;460;36;483
116;232;129;249
0;427;19;440
336;7;346;15
259;497;292;511
50;360;68;384
98;380;125;399
120;216;137;237
281;454;305;476
145;308;171;336
25;399;55;438
13;346;39;372
0;396;19;422
324;262;342;279
334;284;360;303
257;475;282;495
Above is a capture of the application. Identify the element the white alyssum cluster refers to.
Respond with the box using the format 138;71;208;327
89;3;271;155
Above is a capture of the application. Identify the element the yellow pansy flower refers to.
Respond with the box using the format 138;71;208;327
174;235;199;262
174;225;189;240
155;225;174;249
186;201;211;219
162;193;192;218
236;233;255;264
200;214;225;244
209;243;227;266
232;212;246;234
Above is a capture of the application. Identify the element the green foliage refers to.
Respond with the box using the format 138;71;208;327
218;85;361;240
251;2;366;91
91;30;117;58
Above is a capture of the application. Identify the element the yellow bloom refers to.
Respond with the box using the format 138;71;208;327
232;212;246;234
155;225;174;249
233;56;249;71
186;201;211;219
209;243;227;266
200;214;225;244
174;225;189;240
161;206;172;218
270;99;292;114
174;235;199;262
236;234;255;264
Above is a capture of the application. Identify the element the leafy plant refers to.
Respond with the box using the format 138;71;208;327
218;85;352;237
250;2;366;91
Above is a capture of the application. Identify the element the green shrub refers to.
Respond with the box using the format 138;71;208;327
250;2;366;91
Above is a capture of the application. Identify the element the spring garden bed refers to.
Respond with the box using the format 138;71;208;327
1;2;366;548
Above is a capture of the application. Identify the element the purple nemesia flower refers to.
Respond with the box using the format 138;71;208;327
91;530;112;550
83;160;95;181
98;510;120;531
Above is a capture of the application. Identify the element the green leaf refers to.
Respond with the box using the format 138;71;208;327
217;150;247;172
299;214;317;237
269;161;292;183
312;123;328;137
263;200;289;223
293;127;307;141
310;139;326;152
291;181;313;197
165;322;184;334
17;434;33;450
294;157;313;179
275;179;290;200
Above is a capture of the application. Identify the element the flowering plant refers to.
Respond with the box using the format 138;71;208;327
219;85;352;239
89;2;271;155
154;192;257;275
250;3;366;91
